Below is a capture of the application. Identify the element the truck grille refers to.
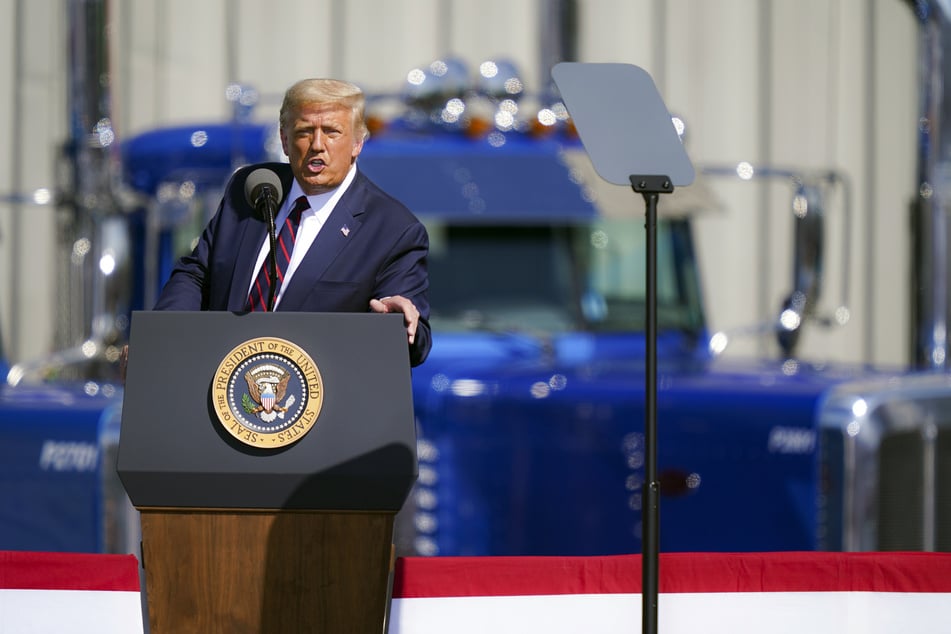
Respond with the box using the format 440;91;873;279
879;428;951;551
818;376;951;552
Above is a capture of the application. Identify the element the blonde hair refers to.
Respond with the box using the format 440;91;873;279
280;78;368;140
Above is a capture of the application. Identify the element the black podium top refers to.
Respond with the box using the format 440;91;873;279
116;311;417;512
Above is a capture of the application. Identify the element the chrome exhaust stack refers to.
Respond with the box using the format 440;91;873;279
909;0;951;370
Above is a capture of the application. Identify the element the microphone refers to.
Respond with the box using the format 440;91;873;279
244;168;283;219
244;168;284;311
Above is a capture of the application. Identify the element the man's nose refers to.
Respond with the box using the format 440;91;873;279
310;130;325;150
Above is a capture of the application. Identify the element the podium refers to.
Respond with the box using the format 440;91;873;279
117;310;417;633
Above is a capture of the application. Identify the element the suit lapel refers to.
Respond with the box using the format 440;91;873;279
227;218;268;311
278;173;368;310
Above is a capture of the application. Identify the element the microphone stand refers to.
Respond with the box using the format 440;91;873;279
261;189;279;312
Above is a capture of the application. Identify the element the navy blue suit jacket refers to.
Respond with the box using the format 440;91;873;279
154;162;431;366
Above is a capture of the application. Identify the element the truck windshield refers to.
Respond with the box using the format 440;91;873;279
423;216;704;336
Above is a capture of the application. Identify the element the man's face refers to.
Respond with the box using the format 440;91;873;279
280;102;364;195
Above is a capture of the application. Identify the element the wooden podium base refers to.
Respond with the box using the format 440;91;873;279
139;509;395;634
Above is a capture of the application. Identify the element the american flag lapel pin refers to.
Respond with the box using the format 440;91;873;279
341;225;350;237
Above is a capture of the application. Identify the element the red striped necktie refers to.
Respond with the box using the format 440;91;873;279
247;195;309;311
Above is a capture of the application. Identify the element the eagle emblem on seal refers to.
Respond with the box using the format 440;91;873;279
242;363;297;423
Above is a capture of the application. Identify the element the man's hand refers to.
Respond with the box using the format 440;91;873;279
369;295;420;345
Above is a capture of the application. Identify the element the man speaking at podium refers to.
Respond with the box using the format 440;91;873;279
153;77;431;367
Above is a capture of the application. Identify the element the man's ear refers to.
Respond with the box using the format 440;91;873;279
351;134;365;159
279;127;289;157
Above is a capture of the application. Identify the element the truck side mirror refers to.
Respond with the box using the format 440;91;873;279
777;182;825;356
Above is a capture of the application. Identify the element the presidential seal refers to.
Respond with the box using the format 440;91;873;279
212;337;323;449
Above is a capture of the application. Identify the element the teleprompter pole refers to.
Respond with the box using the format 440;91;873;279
550;61;695;634
631;173;672;634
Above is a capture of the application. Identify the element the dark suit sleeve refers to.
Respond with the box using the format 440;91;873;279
376;220;431;367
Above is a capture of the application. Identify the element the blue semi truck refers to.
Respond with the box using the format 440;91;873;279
2;79;950;557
